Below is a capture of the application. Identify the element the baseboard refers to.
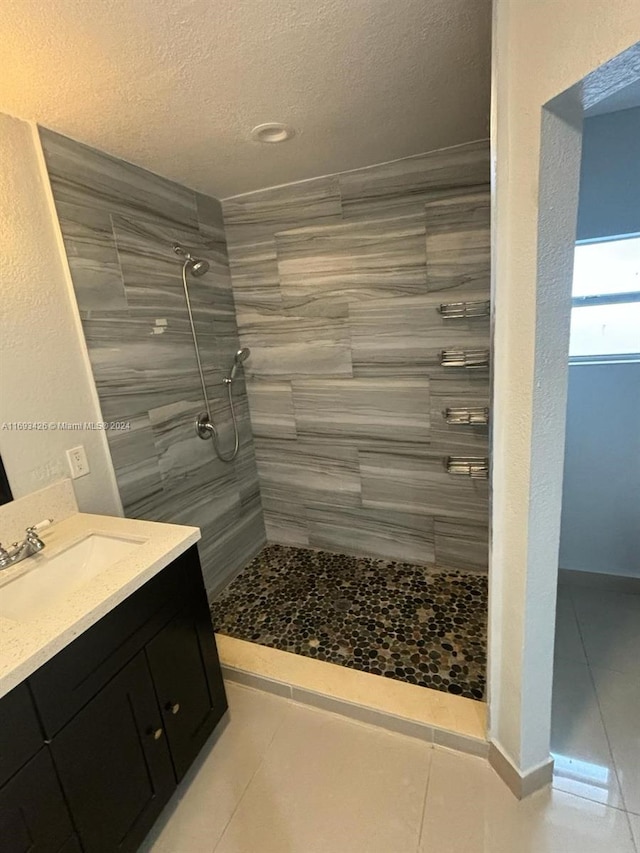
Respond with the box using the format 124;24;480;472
558;567;640;594
488;741;554;799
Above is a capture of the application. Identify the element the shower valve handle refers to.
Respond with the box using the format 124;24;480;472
195;412;216;440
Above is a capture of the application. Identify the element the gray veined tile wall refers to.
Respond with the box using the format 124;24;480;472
223;140;491;572
39;127;266;597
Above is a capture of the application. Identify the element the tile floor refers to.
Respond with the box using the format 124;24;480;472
551;580;640;818
140;574;639;852
141;679;638;853
210;544;487;699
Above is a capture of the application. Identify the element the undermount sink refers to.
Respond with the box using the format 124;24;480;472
0;533;145;622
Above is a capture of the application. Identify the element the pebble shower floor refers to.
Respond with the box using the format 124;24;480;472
210;544;488;700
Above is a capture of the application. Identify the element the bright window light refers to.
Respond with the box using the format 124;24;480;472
569;236;640;362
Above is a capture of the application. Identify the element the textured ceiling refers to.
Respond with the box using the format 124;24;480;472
2;0;491;197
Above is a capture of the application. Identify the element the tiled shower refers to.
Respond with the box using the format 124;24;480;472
40;128;491;699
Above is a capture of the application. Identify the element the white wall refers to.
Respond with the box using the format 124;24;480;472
560;363;640;577
491;0;640;779
577;107;640;241
0;113;122;516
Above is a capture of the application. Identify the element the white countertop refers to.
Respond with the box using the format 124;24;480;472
0;511;200;699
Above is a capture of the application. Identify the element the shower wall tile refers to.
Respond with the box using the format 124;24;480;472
424;190;491;292
245;380;297;439
351;290;490;377
39;127;198;229
263;498;310;549
275;214;427;301
360;451;489;523
41;127;266;596
429;375;490;455
306;502;435;565
238;308;353;379
434;518;489;572
337;140;490;220
255;438;361;508
223;138;490;570
292;378;430;443
223;175;342;243
55;202;128;311
105;413;163;519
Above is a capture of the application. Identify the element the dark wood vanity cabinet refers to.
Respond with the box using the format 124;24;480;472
0;545;227;853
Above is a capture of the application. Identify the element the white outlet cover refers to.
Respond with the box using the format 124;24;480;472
66;445;90;479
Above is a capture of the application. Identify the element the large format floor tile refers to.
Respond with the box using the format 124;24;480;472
141;683;636;853
419;748;636;853
550;658;623;808
591;665;640;815
572;588;640;675
140;683;287;853
214;700;431;853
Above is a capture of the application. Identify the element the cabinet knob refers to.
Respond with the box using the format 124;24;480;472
165;701;180;715
147;726;164;740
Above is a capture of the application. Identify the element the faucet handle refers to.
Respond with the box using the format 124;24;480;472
26;518;53;535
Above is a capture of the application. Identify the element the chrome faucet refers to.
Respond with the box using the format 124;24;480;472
0;519;53;571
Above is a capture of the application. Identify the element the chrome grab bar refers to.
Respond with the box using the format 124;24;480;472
445;457;489;479
443;406;490;426
439;349;490;369
437;300;490;319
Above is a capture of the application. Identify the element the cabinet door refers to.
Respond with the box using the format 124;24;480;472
146;596;228;781
0;748;74;853
0;682;44;787
51;652;176;853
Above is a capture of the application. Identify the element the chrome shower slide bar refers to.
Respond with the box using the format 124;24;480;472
445;457;489;479
437;300;490;319
439;349;490;369
443;406;490;425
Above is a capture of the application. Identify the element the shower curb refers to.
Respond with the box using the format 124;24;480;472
216;634;489;760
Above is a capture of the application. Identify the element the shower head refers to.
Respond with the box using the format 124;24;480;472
173;243;210;276
190;259;210;276
226;347;251;383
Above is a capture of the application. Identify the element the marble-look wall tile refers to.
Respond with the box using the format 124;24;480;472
223;176;343;243
39;127;198;229
55;202;128;311
360;451;488;523
42;128;265;596
306;502;435;565
424;190;491;292
434;517;489;571
292;378;430;443
245;380;297;439
223;139;490;569
338;141;490;220
238;307;353;378
106;412;163;519
255;438;361;509
429;375;490;455
275;214;427;301
262;498;310;549
351;290;490;377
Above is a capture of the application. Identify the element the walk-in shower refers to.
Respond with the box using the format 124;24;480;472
174;243;250;462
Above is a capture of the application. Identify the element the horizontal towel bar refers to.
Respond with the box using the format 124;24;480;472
438;300;490;319
443;407;490;425
439;349;490;369
445;456;489;479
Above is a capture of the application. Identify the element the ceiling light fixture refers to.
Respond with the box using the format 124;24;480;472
250;123;296;143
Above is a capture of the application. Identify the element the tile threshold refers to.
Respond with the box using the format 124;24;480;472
216;634;488;758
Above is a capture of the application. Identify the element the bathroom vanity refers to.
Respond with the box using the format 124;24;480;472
0;498;227;853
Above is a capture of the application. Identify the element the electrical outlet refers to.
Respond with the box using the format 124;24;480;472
66;445;90;479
